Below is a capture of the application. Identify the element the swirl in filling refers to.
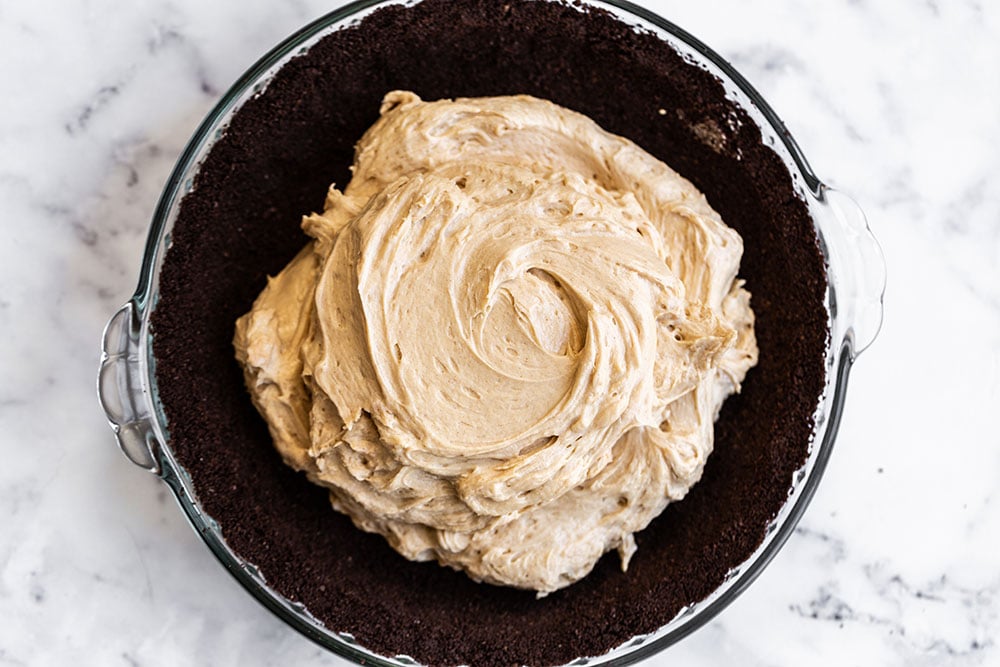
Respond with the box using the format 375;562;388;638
234;91;758;594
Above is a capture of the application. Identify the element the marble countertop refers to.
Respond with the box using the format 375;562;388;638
2;0;997;665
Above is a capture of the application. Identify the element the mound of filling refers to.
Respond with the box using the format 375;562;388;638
234;91;757;594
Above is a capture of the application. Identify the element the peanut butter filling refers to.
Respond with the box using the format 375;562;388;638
234;91;757;594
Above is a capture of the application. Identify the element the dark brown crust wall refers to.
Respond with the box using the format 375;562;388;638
150;1;828;665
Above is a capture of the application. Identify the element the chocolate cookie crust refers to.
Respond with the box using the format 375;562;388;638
150;1;828;665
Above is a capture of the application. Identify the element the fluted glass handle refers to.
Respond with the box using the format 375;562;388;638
98;301;160;473
822;188;886;358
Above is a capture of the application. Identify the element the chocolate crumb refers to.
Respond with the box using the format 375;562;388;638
151;1;828;665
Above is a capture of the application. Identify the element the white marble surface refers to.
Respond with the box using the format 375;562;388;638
1;0;998;665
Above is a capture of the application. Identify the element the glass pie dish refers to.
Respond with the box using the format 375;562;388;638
98;0;886;664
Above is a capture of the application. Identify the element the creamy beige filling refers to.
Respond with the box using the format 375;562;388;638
234;91;758;594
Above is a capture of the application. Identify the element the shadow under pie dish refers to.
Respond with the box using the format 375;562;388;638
98;1;885;665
